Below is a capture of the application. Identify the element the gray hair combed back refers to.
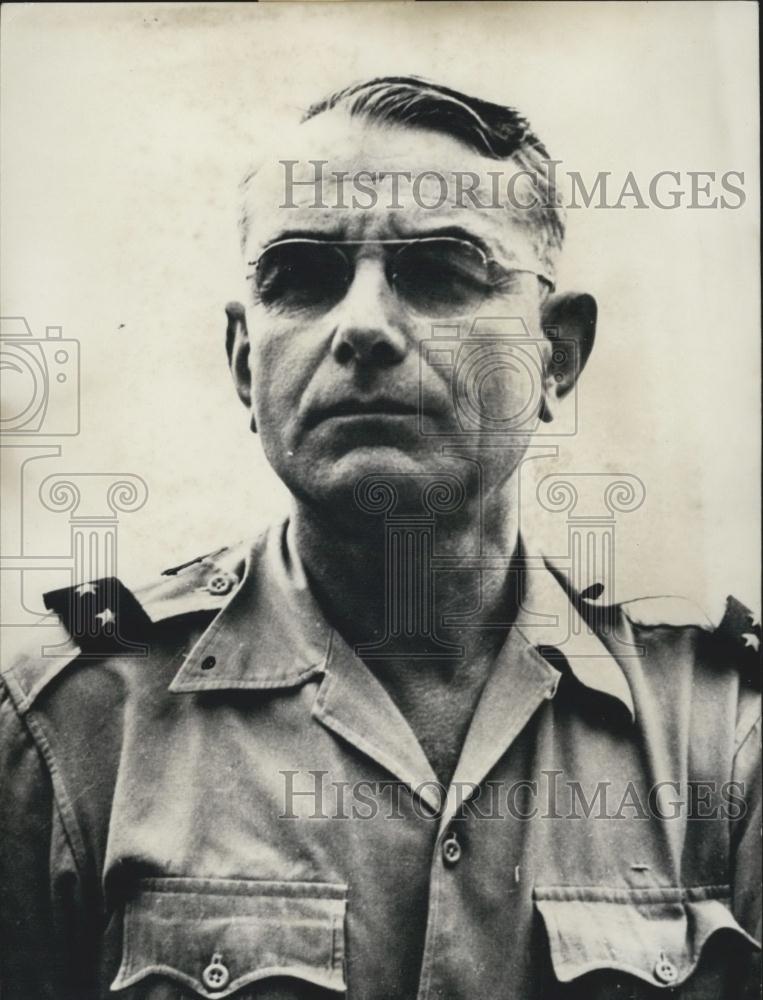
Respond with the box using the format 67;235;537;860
242;76;565;280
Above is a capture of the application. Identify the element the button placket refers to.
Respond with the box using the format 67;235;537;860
441;830;462;866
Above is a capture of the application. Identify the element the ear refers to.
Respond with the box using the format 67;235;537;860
225;301;256;429
539;291;597;422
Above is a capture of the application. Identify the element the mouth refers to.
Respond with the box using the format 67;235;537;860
306;398;421;428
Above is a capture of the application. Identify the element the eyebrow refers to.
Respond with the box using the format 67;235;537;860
392;224;537;270
261;228;347;248
246;229;347;265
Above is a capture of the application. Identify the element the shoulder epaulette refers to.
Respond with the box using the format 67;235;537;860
1;540;251;713
41;542;249;655
138;542;249;624
159;545;231;577
714;595;761;688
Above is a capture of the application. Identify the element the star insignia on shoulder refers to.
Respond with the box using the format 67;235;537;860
741;633;760;652
715;595;762;688
94;608;116;626
75;582;98;597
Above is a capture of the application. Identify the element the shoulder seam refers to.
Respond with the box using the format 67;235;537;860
621;595;714;630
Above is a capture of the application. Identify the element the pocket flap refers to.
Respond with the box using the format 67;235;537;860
534;885;760;989
111;878;347;997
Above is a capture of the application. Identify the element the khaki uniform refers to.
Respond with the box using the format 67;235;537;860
1;519;760;999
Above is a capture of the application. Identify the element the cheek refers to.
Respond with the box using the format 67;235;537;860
481;362;541;426
248;318;324;423
454;341;545;431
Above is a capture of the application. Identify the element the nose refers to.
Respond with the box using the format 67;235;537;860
330;258;408;367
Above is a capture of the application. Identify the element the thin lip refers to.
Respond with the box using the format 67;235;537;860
305;398;424;428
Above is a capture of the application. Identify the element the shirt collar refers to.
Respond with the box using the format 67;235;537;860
170;519;635;721
513;547;635;720
170;520;331;693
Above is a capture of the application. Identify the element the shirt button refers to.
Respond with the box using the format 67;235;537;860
201;952;230;992
206;573;235;596
442;831;462;866
653;952;678;985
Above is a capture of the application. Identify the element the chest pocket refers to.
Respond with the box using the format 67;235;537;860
111;878;347;998
534;884;760;998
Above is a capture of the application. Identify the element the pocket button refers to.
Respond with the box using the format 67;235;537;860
206;573;235;596
653;951;679;985
202;952;230;992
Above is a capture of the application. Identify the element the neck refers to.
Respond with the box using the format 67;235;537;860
291;476;522;662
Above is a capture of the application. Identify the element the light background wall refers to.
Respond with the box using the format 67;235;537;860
1;1;759;620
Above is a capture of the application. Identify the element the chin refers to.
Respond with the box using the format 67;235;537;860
279;447;480;523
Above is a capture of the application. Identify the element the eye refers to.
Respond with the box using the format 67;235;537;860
490;268;535;297
393;239;490;317
254;243;350;312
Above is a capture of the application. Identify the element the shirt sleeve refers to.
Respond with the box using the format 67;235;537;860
731;710;762;939
0;682;93;1000
729;706;762;999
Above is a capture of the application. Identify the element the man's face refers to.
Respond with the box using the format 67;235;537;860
238;112;552;512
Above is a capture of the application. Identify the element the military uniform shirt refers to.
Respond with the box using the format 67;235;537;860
1;518;760;1000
